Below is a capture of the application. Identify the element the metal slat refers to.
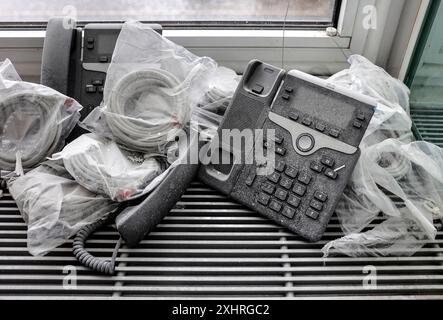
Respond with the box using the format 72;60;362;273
1;177;443;299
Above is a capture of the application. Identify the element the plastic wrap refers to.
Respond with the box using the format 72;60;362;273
322;55;442;258
0;59;82;173
192;66;240;141
7;161;119;256
81;21;217;154
51;133;165;201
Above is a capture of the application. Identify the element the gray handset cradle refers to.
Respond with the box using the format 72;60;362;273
199;60;376;242
41;18;198;274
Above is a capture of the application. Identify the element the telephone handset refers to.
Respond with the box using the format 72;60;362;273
41;18;199;274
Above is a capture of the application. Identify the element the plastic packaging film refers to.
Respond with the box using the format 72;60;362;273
7;161;119;256
51;133;166;202
0;59;82;173
322;55;442;258
81;21;221;154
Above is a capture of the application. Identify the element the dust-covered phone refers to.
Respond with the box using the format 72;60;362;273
199;60;376;241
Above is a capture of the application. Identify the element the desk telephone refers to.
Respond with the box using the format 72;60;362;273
199;60;376;241
39;18;375;273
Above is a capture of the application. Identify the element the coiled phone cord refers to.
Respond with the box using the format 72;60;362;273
106;68;190;153
0;91;63;171
73;216;122;275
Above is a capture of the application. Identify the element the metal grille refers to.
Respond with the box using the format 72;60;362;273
411;106;443;148
0;107;442;299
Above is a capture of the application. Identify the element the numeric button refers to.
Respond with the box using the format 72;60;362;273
261;182;275;195
279;177;293;190
282;206;296;219
293;184;307;197
275;188;288;201
257;193;270;206
297;172;312;185
310;162;323;173
269;200;282;212
268;172;281;184
287;195;301;208
285;166;298;178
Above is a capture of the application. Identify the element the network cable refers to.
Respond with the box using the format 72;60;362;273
0;91;64;171
106;68;191;153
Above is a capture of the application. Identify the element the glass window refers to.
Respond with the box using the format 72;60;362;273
0;0;340;28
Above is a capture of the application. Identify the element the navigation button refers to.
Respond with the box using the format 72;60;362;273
296;134;314;152
357;112;366;121
305;208;319;220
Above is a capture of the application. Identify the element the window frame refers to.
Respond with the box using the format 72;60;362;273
0;0;416;82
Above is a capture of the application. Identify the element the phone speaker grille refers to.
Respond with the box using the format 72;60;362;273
221;93;264;131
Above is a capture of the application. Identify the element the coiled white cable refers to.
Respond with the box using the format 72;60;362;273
106;68;191;152
0;91;63;171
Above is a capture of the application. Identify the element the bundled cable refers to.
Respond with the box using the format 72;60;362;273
52;133;165;201
81;21;218;153
7;160;119;256
0;60;82;172
105;68;188;152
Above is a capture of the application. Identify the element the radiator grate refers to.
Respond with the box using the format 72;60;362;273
0;107;442;299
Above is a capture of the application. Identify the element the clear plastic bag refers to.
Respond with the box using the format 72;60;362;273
7;161;119;256
322;55;442;258
192;66;240;140
51;133;165;202
81;21;217;154
0;59;82;173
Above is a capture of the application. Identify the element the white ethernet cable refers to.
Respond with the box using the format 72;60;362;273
106;68;190;153
0;91;63;171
